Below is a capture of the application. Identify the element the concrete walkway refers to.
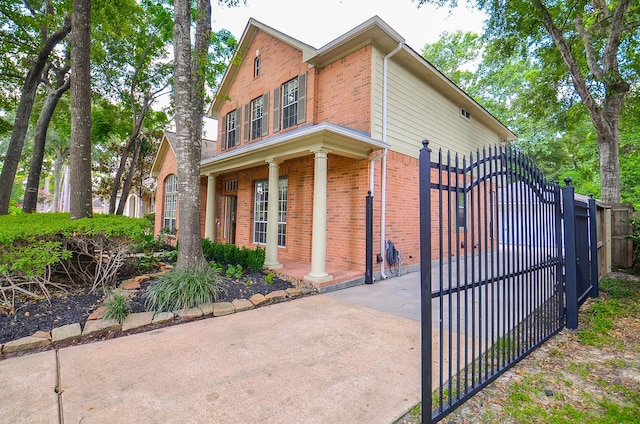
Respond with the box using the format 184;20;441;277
0;277;422;424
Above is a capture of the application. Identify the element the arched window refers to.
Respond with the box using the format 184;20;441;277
163;174;178;234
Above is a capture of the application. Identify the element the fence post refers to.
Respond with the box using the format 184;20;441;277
588;197;599;298
562;178;578;329
365;191;373;284
419;140;432;424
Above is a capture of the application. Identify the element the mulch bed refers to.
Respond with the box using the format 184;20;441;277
0;270;295;346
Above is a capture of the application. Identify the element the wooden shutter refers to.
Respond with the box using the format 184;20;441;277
220;115;227;150
297;72;307;125
262;92;269;136
243;103;250;143
272;86;280;133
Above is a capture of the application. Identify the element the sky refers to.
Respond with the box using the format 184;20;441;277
211;0;486;52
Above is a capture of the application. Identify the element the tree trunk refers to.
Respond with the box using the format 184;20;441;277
52;151;68;212
23;77;71;213
69;0;92;219
116;135;143;215
0;17;71;215
172;0;208;269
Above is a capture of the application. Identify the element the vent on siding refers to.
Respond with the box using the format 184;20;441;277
460;108;471;120
225;180;238;192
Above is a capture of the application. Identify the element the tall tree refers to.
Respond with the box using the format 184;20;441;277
69;0;92;219
22;51;71;213
0;1;71;215
172;0;210;268
418;0;639;204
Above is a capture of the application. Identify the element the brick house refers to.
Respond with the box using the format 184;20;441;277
154;16;515;291
151;130;216;238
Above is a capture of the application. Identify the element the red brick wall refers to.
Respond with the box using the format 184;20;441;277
315;45;372;133
218;30;317;150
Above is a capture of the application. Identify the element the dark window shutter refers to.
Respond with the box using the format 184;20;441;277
297;72;307;125
235;108;241;147
243;103;250;142
220;115;227;149
262;92;269;136
273;86;280;133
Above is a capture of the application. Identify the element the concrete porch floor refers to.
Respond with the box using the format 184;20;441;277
274;260;364;292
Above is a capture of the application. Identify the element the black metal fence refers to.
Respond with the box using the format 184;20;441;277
418;141;599;423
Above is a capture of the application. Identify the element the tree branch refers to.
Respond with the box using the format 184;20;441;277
575;14;603;79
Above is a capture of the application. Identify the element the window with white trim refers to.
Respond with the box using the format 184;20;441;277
163;174;178;233
225;109;238;148
253;177;288;246
281;77;299;130
251;96;264;139
456;191;466;229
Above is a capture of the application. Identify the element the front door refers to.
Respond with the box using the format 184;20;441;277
217;195;237;244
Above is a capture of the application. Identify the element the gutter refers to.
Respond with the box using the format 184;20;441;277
380;41;403;280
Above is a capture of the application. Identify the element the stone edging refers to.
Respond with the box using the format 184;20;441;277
0;267;316;359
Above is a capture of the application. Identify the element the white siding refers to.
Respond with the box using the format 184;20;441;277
370;47;503;158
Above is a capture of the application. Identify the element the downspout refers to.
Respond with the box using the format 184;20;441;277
380;41;403;279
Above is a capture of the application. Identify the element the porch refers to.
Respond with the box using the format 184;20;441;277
274;260;364;292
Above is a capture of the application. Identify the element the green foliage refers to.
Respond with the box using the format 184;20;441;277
201;240;264;272
264;271;275;286
144;265;226;312
0;213;151;295
103;291;132;324
627;215;640;266
225;264;243;279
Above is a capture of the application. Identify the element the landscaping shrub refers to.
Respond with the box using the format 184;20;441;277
0;213;151;308
144;265;226;312
201;240;265;272
103;291;132;324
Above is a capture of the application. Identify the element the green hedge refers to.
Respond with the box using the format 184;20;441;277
201;239;265;272
0;213;151;289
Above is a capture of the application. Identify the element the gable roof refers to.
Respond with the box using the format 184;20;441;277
208;16;516;141
150;130;216;178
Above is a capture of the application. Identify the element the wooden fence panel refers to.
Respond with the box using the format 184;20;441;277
611;204;634;268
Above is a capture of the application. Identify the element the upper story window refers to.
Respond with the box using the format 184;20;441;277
272;72;306;133
222;109;238;149
251;96;264;139
282;78;299;130
460;107;471;120
254;56;261;78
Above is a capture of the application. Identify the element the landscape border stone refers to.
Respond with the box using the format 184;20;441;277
0;265;318;359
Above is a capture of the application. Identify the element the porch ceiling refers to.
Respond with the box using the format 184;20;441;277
199;122;389;175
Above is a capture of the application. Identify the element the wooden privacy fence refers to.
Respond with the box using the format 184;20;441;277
611;203;636;268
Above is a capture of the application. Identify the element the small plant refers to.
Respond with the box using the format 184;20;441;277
225;264;236;279
145;265;226;312
209;261;223;273
265;271;275;285
234;264;243;279
103;291;131;324
245;277;252;287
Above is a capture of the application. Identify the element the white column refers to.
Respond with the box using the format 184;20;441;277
264;159;283;269
204;174;216;241
305;149;333;283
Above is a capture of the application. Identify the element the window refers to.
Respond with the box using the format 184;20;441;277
273;72;306;133
460;107;471;120
251;96;264;139
223;109;238;149
253;177;288;246
163;174;178;233
456;191;466;229
281;78;298;130
254;56;261;77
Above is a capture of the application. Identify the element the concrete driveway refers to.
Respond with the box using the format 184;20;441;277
0;276;422;424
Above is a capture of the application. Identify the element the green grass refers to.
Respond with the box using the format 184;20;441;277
400;276;640;424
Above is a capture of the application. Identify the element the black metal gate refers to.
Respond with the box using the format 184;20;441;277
418;141;599;423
